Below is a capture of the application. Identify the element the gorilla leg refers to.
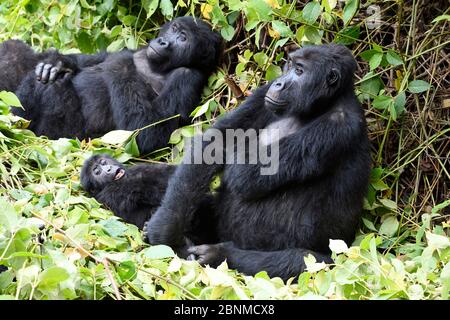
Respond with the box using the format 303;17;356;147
0;40;40;92
15;73;86;138
188;242;332;281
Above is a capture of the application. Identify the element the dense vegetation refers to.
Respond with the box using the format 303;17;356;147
0;0;449;300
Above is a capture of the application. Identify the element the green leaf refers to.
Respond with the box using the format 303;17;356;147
432;14;450;23
386;50;403;66
343;0;358;25
143;245;175;259
38;267;70;289
373;95;393;110
271;21;292;38
142;0;159;18
117;261;137;282
408;80;431;93
0;197;18;230
302;2;321;24
394;91;406;116
124;137;140;157
99;130;133;145
0;91;22;107
100;219;128;237
265;64;282;81
334;25;360;45
160;0;173;19
369;53;383;70
426;232;450;250
379;198;397;210
253;52;268;67
379;216;399;237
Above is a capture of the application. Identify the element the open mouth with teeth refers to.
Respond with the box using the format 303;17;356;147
114;168;125;180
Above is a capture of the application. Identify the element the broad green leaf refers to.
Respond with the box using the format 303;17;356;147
0;197;18;230
143;245;175;259
302;2;321;23
432;14;450;23
386;50;403;66
160;0;173;19
343;0;358;25
100;130;133;145
117;261;137;282
38;267;70;289
329;239;349;254
379;216;399;237
369;53;383;70
0;91;22;107
142;0;159;18
426;232;450;250
271;20;292;37
372;95;392;110
408;80;431;93
265;64;282;81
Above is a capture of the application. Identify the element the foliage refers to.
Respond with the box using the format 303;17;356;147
0;0;449;299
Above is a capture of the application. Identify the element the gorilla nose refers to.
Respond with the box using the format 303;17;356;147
156;37;169;48
273;80;285;90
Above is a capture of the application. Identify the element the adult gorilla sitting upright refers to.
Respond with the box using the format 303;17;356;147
1;17;222;154
145;44;371;280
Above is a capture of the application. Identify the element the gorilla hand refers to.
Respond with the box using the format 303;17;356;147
35;61;73;83
187;242;230;267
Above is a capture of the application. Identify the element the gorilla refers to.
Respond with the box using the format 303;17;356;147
0;17;223;154
80;154;175;229
144;44;371;280
80;154;216;244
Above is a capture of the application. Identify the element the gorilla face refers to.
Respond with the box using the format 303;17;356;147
146;16;223;73
265;44;357;117
91;157;125;184
147;20;191;63
81;155;125;195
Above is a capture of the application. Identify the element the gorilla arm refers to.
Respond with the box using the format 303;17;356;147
227;104;365;199
108;66;206;155
145;86;272;247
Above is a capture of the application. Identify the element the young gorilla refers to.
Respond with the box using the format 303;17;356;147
1;17;223;154
80;154;217;245
80;154;175;229
144;44;371;280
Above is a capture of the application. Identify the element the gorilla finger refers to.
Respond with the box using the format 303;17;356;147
186;254;196;261
40;64;53;83
49;67;60;83
35;62;44;80
187;245;209;255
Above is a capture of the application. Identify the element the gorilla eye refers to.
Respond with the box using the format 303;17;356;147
294;62;303;75
179;33;187;42
100;159;107;165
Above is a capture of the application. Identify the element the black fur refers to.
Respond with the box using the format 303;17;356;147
1;17;223;154
80;154;175;229
80;154;217;244
145;44;371;280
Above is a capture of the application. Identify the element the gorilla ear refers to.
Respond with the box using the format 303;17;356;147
327;68;340;86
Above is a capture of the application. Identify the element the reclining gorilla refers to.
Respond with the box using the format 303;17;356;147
80;154;216;244
0;17;223;154
143;44;371;280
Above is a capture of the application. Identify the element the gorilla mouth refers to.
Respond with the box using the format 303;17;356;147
114;168;125;180
264;96;287;106
148;45;163;57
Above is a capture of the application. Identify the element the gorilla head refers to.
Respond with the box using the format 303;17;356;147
264;44;357;118
80;154;125;196
146;16;223;73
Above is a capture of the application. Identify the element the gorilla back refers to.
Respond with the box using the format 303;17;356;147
9;17;223;154
146;44;371;280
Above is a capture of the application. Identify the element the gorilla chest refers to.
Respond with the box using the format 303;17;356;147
259;116;301;146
